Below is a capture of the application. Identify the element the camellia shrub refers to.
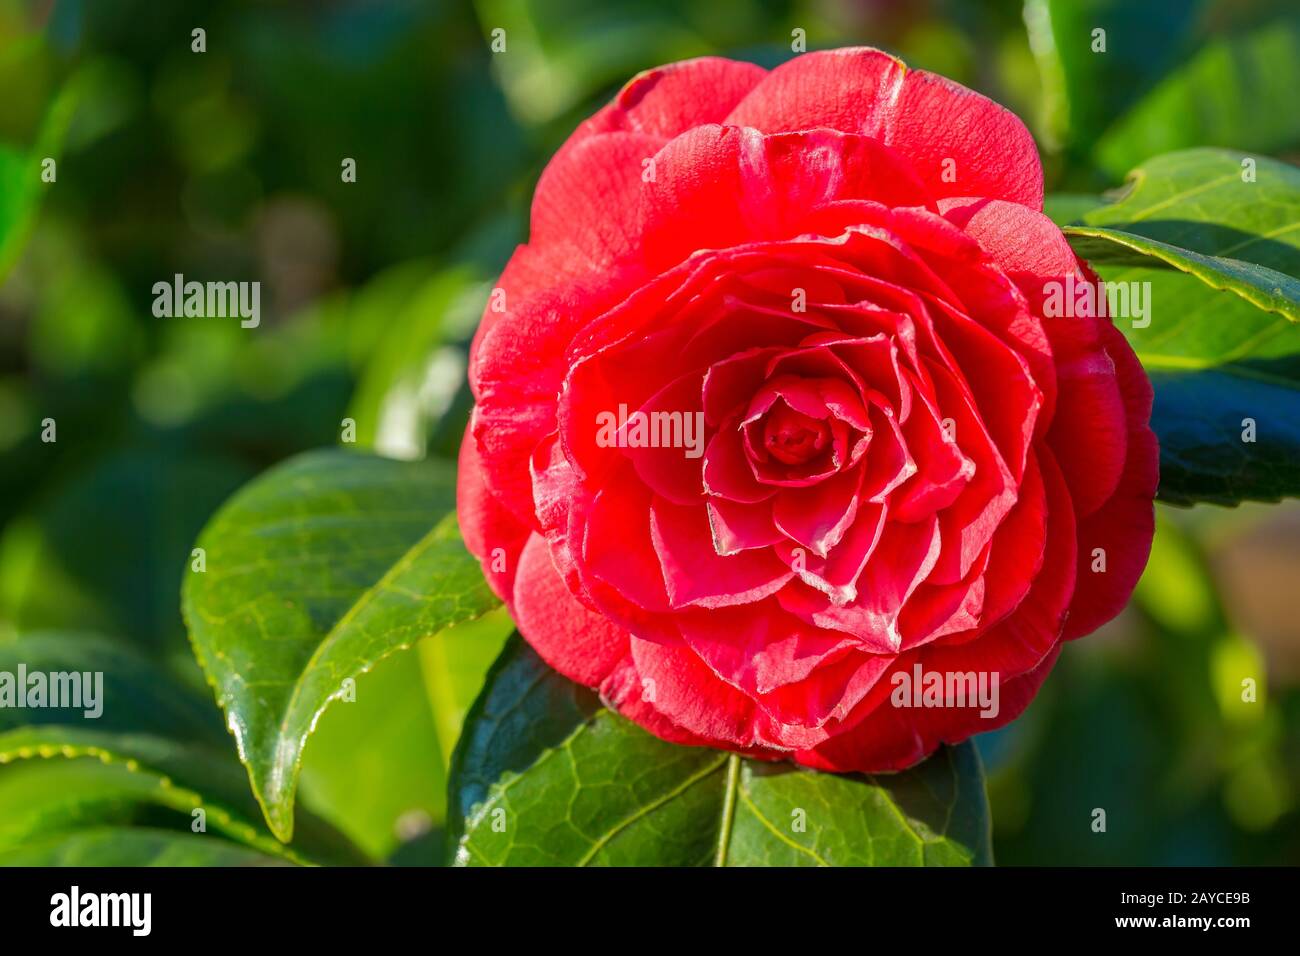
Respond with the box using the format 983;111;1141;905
184;48;1294;867
2;9;1298;870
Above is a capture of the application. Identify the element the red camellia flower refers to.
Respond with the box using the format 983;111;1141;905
458;48;1158;771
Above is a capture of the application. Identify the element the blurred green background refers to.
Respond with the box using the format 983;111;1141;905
0;0;1297;865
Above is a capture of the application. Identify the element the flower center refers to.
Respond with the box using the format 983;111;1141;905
762;402;829;465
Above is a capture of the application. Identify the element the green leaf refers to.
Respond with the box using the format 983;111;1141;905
345;263;487;458
1067;149;1300;320
1024;0;1205;157
418;606;515;763
0;632;225;741
0;732;306;863
471;0;714;126
0;65;83;281
1093;16;1300;179
1067;228;1299;320
293;608;513;864
1063;150;1300;504
0;633;364;864
183;448;501;841
0;827;292;867
447;637;991;866
0;449;255;655
1042;193;1105;228
298;649;448;861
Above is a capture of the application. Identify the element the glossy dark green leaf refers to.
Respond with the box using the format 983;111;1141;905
0;632;225;741
298;607;514;861
0;734;306;863
183;448;501;841
448;638;991;866
1068;149;1300;320
1063;150;1300;504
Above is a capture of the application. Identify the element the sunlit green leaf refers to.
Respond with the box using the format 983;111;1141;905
1064;150;1300;504
184;449;501;841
